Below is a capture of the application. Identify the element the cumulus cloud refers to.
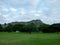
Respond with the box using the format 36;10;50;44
10;7;17;12
0;0;60;24
9;7;17;15
18;8;26;15
0;7;9;14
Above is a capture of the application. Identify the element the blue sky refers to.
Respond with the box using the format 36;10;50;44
0;0;60;24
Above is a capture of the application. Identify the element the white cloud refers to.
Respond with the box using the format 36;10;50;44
29;10;42;14
18;8;26;15
30;10;43;16
1;8;9;14
46;0;57;3
34;13;40;16
2;8;8;12
10;7;17;12
9;7;17;15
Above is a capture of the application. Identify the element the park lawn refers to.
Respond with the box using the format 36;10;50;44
0;32;60;45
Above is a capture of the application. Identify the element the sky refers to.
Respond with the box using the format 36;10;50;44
0;0;60;24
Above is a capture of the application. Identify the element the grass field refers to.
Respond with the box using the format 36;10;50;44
0;32;60;45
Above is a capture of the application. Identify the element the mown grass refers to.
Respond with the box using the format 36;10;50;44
0;32;60;45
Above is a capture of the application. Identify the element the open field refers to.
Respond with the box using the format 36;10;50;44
0;32;60;45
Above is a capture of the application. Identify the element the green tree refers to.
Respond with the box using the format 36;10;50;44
5;24;14;32
13;24;24;32
39;24;50;33
49;23;60;33
0;24;3;32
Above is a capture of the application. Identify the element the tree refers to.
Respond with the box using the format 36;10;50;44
49;23;60;33
13;24;24;32
0;24;3;32
20;23;37;33
4;24;14;32
39;24;50;33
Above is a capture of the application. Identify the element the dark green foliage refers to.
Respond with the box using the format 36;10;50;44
39;24;50;33
23;23;36;33
0;20;60;33
13;24;24;32
40;23;60;33
0;24;3;32
49;23;60;33
4;24;14;32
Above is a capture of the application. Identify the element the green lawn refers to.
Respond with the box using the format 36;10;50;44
0;32;60;45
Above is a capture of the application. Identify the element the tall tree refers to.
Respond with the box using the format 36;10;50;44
0;24;3;32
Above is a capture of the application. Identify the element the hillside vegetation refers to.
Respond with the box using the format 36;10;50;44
0;20;60;33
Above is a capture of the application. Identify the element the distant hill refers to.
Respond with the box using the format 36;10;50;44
2;19;49;27
9;20;44;24
8;19;48;26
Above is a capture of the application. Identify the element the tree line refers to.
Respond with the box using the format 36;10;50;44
0;23;60;33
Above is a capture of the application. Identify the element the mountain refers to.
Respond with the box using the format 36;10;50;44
8;19;47;26
2;19;49;27
9;19;43;24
